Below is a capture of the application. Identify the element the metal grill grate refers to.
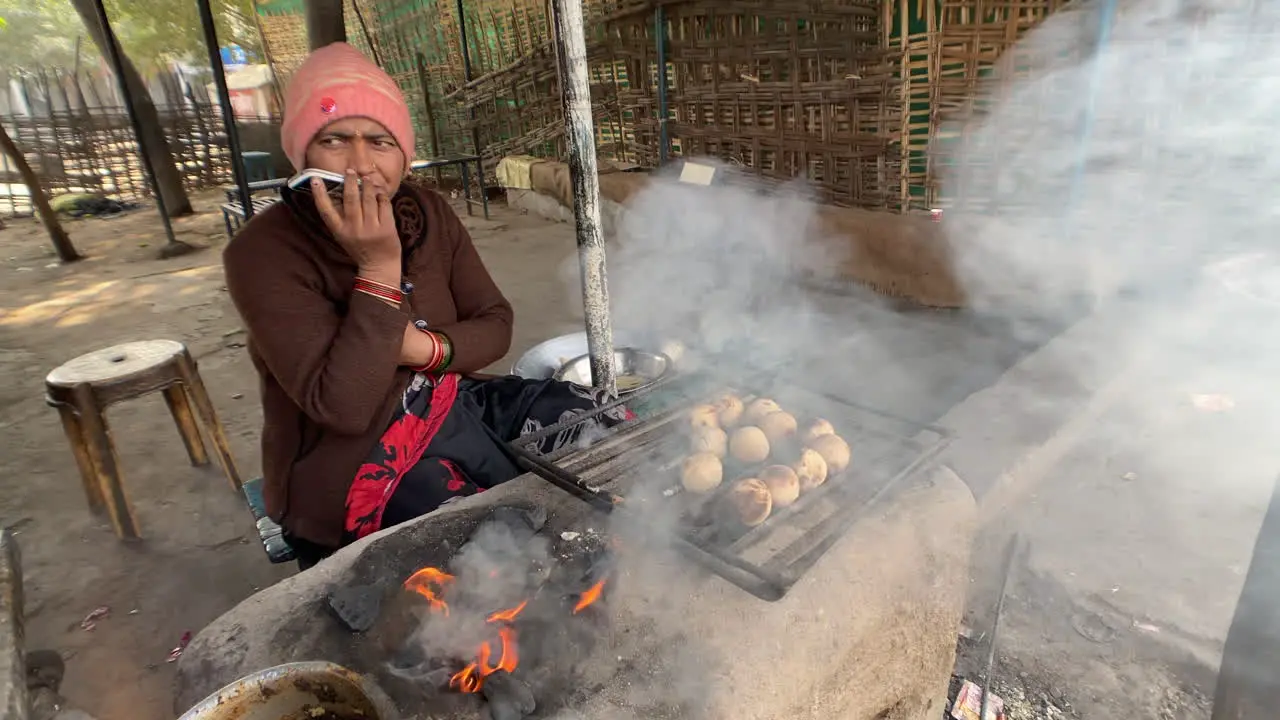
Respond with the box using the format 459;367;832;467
507;368;950;601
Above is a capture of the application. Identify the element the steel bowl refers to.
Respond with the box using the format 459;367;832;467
176;661;400;720
553;348;672;395
510;330;642;379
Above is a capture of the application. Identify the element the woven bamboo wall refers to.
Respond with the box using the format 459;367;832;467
255;0;635;163
406;0;643;163
0;68;234;215
255;0;311;86
253;0;1073;210
610;0;901;208
443;0;643;164
890;0;1070;209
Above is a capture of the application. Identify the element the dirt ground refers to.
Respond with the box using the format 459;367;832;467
0;191;588;720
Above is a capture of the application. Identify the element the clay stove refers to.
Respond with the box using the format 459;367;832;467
375;505;618;720
176;374;978;720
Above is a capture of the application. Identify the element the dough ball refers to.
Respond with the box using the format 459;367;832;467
807;434;851;474
681;452;723;493
690;427;728;458
688;404;719;431
792;448;829;492
729;426;771;464
803;418;836;444
713;394;745;428
728;478;772;526
758;411;798;445
743;398;782;426
760;465;800;507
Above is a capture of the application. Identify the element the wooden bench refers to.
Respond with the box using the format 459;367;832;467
409;155;490;219
219;178;288;238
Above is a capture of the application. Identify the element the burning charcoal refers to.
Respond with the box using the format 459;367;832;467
490;505;547;536
584;546;617;584
481;671;536;720
326;584;382;633
388;642;428;672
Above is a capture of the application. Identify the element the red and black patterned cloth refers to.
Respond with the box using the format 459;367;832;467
344;373;631;542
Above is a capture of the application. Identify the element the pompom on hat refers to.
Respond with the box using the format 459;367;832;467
280;42;415;171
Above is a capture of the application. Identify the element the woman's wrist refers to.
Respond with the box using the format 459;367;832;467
357;262;400;288
435;332;454;371
409;328;454;372
353;276;401;307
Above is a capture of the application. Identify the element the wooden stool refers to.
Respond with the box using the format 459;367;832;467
45;340;241;540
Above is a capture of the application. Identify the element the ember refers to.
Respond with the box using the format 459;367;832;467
448;625;518;693
394;506;615;716
404;567;454;615
403;566;607;695
573;579;606;614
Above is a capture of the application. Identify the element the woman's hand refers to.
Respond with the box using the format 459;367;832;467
312;170;401;278
400;323;427;367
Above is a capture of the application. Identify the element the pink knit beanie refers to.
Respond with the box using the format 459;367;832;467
280;42;415;172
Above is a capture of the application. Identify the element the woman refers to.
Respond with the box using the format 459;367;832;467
224;42;626;567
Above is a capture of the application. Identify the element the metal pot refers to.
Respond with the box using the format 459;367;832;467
553;348;672;396
176;661;400;720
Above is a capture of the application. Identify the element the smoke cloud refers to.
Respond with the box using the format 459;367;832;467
606;171;840;372
555;0;1280;714
939;0;1280;318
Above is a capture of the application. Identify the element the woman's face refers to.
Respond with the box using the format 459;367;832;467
304;116;405;197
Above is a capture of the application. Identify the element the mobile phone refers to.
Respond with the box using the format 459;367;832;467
286;168;346;195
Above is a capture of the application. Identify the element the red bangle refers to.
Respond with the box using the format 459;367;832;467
354;277;402;305
412;329;448;373
427;332;442;370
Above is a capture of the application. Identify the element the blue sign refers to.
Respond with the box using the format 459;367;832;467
220;44;249;67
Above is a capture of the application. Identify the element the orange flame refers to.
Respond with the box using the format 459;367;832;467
403;567;455;616
406;559;609;694
449;626;519;693
487;599;528;623
573;579;606;614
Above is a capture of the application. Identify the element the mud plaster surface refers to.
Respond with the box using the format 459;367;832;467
176;466;976;720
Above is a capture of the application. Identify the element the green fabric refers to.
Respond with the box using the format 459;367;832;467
49;193;100;213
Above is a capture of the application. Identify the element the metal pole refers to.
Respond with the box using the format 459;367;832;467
1211;473;1280;719
88;0;181;250
654;5;669;165
980;535;1022;720
304;0;346;50
1062;0;1118;304
454;0;473;83
195;0;253;222
453;0;488;218
1064;0;1117;230
550;0;617;397
415;51;444;185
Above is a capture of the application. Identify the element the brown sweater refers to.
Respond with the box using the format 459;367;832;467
223;183;513;548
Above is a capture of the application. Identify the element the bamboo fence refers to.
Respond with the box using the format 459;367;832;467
0;68;236;216
254;0;1075;210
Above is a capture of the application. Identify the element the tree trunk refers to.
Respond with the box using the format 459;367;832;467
0;124;83;263
304;0;347;50
69;0;194;217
